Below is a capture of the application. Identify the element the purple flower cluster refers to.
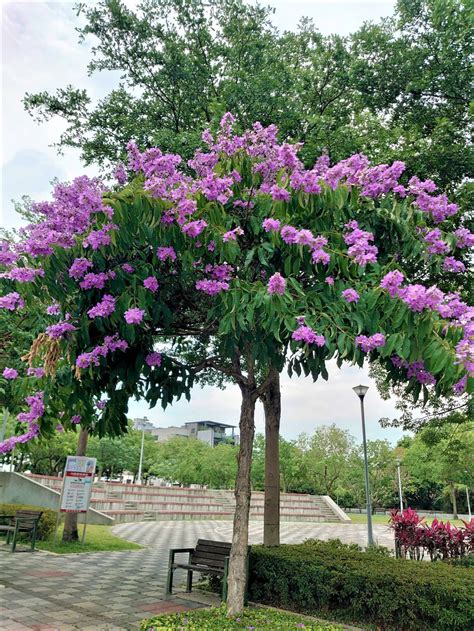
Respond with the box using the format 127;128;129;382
76;334;128;370
4;266;44;283
267;272;286;295
342;288;360;303
443;257;465;273
71;415;82;424
122;263;134;273
114;162;128;185
204;263;233;281
83;223;117;250
407;361;437;386
355;333;386;352
424;228;450;255
87;294;116;319
46;302;60;315
124;307;145;325
0;241;18;266
0;291;25;311
262;218;281;232
182;220;208;238
0;392;44;454
454;227;474;248
46;321;77;339
223;227;244;242
79;271;114;290
195;279;230;295
292;325;325;346
344;221;378;266
69;258;93;279
156;246;177;262
143;276;159;293
380;271;405;298
3;367;19;380
145;352;162;367
27;367;45;378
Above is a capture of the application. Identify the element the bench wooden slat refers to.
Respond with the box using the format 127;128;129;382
196;539;231;549
194;547;230;559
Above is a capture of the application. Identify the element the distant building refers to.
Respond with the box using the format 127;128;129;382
133;418;236;447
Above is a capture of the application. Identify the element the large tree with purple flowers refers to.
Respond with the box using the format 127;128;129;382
1;114;472;614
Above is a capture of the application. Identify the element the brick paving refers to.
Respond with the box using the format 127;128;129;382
0;520;393;630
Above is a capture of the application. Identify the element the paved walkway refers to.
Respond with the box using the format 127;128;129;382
1;520;393;630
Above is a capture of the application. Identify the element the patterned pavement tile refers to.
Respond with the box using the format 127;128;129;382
1;519;393;629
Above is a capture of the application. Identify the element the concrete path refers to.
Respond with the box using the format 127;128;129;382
1;520;393;630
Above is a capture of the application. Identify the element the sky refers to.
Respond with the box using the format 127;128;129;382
1;0;406;444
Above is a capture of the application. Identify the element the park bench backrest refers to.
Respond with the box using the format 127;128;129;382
190;539;232;570
15;510;42;529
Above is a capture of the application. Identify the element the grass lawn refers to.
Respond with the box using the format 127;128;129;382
36;524;143;554
349;513;464;527
139;605;346;630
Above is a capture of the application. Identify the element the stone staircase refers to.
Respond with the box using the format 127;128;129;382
25;474;349;524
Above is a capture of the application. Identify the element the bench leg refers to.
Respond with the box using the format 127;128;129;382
31;526;37;551
186;570;193;593
165;566;174;595
11;530;18;553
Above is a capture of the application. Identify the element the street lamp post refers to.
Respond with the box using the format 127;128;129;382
396;459;404;513
353;385;374;547
466;486;472;520
137;424;145;485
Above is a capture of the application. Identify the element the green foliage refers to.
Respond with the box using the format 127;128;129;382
249;540;474;631
139;604;343;631
0;503;56;540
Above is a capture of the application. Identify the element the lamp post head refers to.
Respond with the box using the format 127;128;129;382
353;384;369;399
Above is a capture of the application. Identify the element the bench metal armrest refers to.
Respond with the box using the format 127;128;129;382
169;547;194;564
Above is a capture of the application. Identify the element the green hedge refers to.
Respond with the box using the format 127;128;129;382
248;540;474;631
0;503;56;540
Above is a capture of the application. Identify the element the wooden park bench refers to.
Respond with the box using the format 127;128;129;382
166;539;250;601
0;510;43;553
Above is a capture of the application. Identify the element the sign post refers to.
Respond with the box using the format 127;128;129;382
54;455;96;544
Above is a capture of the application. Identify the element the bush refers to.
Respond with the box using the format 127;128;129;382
249;540;474;631
139;604;343;630
0;503;56;540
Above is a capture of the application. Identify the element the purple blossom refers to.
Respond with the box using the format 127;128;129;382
453;375;467;395
71;415;82;424
280;225;298;244
295;229;314;246
0;241;18;266
79;272;111;290
96;401;106;410
3;367;19;380
143;276;159;293
46;302;60;315
0;291;25;311
407;361;437;386
182;220;208;238
5;266;44;283
83;223;117;250
114;162;128;185
262;218;281;232
46;321;77;339
270;185;290;201
223;227;244;242
69;258;93;280
344;221;378;266
292;325;325;346
195;279;230;295
207;240;216;252
454;227;474;248
124;307;145;325
122;263;134;273
76;334;128;370
156;246;177;262
342;288;360;303
267;272;286;295
311;248;330;265
87;294;116;319
56;424;64;433
380;271;405;298
145;352;162;367
443;257;465;273
356;333;386;352
325;276;334;285
27;367;45;378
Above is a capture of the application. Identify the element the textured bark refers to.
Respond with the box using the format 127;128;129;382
226;384;256;616
62;428;88;542
262;367;281;546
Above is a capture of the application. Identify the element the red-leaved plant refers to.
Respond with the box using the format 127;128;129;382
389;509;474;561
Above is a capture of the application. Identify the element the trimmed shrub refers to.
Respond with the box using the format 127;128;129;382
0;503;56;540
249;539;474;631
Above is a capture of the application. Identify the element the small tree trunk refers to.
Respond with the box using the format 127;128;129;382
227;385;256;616
450;483;458;519
262;367;281;546
62;428;88;542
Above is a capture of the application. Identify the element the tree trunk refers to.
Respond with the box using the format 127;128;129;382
450;483;458;519
62;428;88;542
262;367;281;546
226;385;256;616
